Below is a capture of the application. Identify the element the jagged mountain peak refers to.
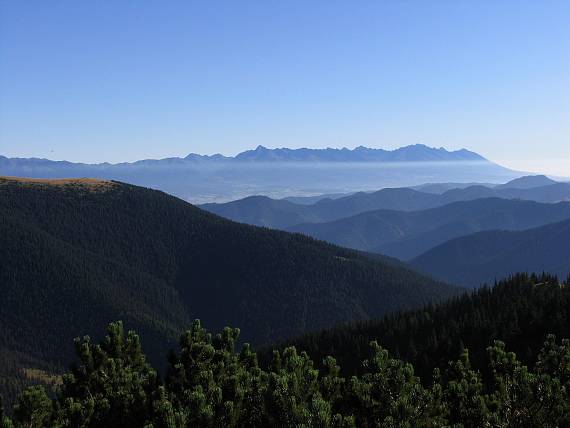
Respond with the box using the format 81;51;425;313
231;145;487;162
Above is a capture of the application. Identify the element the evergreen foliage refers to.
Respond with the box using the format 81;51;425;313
269;273;570;383
3;316;570;426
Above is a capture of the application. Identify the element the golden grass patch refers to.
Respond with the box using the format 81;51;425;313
21;368;63;387
0;176;115;190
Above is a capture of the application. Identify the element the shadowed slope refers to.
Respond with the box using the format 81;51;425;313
0;177;456;403
411;219;570;287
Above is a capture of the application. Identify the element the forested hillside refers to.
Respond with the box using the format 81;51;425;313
288;198;570;259
0;177;455;406
3;278;570;427
412;219;570;287
269;274;570;382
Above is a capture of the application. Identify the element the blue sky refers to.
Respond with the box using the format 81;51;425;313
1;1;569;175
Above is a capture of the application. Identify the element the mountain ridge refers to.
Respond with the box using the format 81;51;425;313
286;198;570;260
411;218;570;287
232;144;487;162
202;178;570;230
0;176;457;403
0;146;522;203
2;144;487;166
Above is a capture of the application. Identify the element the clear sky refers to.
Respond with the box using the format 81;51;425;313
1;1;569;175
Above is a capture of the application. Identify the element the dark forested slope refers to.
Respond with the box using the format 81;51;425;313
288;198;570;259
0;177;455;404
411;219;570;287
269;274;570;382
7;298;570;427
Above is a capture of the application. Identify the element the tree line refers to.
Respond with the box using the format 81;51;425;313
268;273;570;383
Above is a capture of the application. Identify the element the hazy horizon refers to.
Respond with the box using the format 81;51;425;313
2;144;568;179
1;1;569;175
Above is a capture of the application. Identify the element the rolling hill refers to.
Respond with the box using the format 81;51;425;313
201;195;319;228
287;198;570;260
495;174;558;189
440;182;570;204
202;187;442;228
201;176;570;230
411;219;570;288
0;176;456;404
411;181;495;194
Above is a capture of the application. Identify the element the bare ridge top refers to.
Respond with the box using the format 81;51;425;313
0;176;114;188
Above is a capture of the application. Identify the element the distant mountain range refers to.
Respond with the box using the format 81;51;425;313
0;144;486;166
412;219;570;287
201;176;570;275
287;198;570;260
218;144;487;162
202;176;570;229
0;144;522;202
411;182;496;194
202;188;440;228
283;192;354;205
282;174;559;201
0;176;455;403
